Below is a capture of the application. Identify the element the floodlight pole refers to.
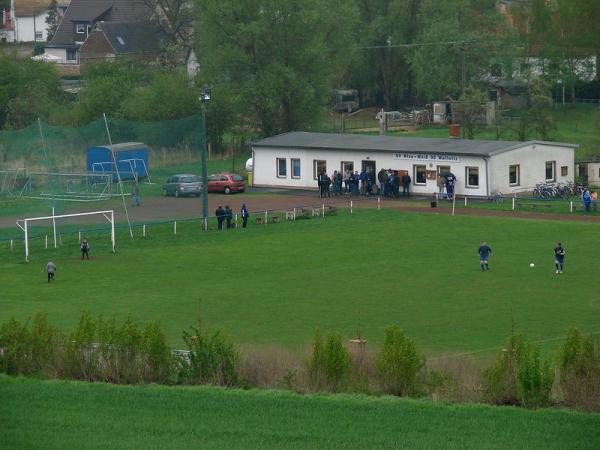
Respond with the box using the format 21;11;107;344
199;87;211;231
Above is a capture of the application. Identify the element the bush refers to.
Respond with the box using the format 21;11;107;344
140;321;174;384
375;326;424;396
323;333;350;393
484;334;554;408
96;316;144;384
181;321;239;386
307;329;326;390
0;314;63;377
558;328;600;411
307;329;351;392
425;355;484;403
516;345;554;408
63;311;98;381
0;318;33;375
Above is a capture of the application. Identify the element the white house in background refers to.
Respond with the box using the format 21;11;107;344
4;0;68;42
11;0;50;41
251;132;577;197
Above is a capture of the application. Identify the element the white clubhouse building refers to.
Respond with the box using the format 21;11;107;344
251;132;577;197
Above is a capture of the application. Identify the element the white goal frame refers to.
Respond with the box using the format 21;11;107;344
16;209;115;262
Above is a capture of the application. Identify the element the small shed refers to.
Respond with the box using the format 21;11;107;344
576;160;600;185
87;142;149;181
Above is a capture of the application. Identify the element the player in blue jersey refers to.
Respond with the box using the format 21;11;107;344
478;242;492;271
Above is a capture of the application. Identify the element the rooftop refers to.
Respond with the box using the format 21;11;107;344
97;21;166;55
13;0;51;16
252;132;577;157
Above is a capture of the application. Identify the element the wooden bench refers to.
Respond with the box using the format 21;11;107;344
255;216;265;225
285;211;295;220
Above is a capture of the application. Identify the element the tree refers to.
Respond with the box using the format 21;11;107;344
121;72;200;121
512;77;555;141
73;61;145;124
410;0;505;101
195;0;358;136
526;77;555;140
351;0;420;108
457;86;488;139
45;0;60;42
0;55;63;129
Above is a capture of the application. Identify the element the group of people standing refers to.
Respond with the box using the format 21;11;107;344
436;172;457;200
317;168;415;198
317;169;369;197
377;168;411;197
316;167;459;199
215;204;250;229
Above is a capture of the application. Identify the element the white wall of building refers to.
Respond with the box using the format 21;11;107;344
44;47;66;61
489;144;574;194
14;13;48;42
252;147;490;197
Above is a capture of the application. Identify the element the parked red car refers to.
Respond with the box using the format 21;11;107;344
207;173;245;194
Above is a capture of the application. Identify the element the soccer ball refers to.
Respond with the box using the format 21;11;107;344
529;263;535;268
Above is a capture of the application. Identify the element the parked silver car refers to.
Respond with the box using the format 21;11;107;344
162;174;203;197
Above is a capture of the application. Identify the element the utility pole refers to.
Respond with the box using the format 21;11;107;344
461;44;466;98
199;87;211;231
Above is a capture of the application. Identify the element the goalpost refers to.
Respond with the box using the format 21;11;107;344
16;210;115;262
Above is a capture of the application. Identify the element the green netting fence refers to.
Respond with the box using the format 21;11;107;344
0;115;203;174
0;115;206;220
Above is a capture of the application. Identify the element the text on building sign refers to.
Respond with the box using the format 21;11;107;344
393;153;460;162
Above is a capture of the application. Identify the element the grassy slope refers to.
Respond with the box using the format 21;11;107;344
1;375;598;450
1;210;599;356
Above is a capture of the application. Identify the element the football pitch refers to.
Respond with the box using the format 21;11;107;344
1;209;599;356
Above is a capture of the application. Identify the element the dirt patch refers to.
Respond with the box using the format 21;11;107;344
2;190;599;229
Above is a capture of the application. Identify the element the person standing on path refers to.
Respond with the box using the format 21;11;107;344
582;189;592;212
225;205;233;229
377;168;387;197
241;203;249;228
478;242;492;271
402;173;411;196
554;242;566;274
80;238;90;260
45;259;57;283
317;170;327;198
132;181;141;206
216;206;225;230
437;174;446;199
445;172;456;200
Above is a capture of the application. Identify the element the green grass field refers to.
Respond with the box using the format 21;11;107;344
1;375;598;450
1;209;599;357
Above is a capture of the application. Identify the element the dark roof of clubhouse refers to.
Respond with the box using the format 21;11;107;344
252;132;577;157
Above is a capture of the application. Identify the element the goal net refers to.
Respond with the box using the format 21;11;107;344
11;172;115;202
16;210;115;262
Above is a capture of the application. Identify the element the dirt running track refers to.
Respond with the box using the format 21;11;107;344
1;189;600;228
